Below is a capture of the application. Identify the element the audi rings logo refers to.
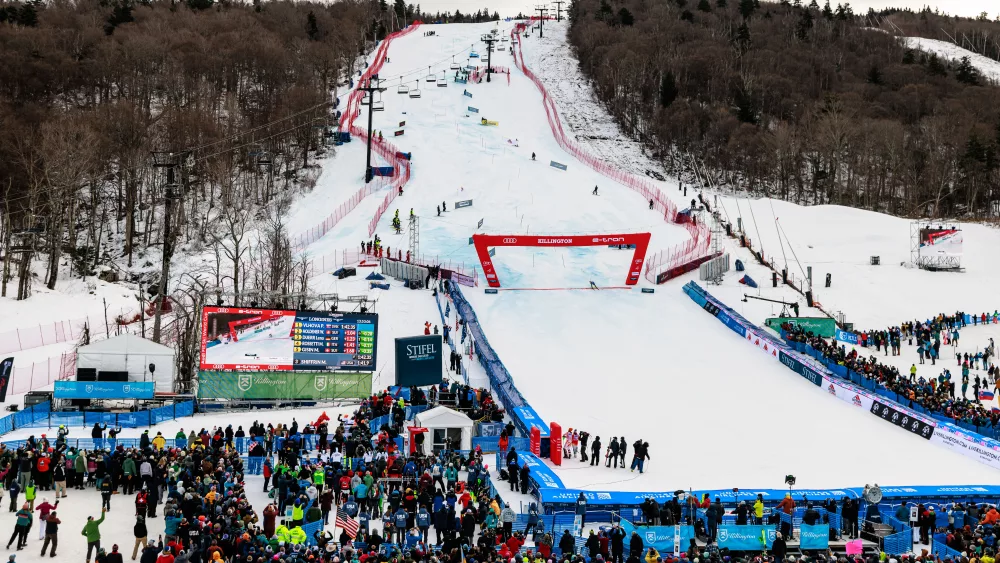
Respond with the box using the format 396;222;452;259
502;238;517;244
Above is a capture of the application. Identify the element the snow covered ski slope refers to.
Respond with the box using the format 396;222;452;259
277;20;1000;490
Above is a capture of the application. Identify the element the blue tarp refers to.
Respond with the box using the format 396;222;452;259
369;283;390;290
739;274;758;288
735;259;745;271
366;271;385;280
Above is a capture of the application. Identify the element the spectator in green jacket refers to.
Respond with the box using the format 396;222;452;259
6;502;32;550
82;508;106;563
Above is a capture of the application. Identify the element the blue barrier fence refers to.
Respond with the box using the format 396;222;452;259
0;402;51;437
472;436;530;453
448;284;529;420
932;535;963;560
434;291;469;385
13;401;196;430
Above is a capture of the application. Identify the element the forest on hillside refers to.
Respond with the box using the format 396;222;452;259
565;0;1000;219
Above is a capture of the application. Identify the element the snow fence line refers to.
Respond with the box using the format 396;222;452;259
683;280;1000;475
510;21;713;283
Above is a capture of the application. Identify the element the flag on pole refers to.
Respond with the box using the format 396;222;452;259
336;508;359;538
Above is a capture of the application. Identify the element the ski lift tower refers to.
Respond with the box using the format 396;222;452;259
409;214;420;265
359;78;387;183
481;34;499;82
535;6;548;37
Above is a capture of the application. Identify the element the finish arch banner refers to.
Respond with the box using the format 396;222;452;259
472;233;651;288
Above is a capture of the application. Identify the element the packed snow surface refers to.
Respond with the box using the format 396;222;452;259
905;36;1000;83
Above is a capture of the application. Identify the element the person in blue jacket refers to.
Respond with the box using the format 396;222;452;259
343;495;359;518
416;506;431;542
394;508;408;544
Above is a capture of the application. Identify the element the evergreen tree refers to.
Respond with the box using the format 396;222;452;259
734;86;757;124
796;8;813;40
738;0;755;18
716;0;727;7
675;0;687;8
186;0;213;11
680;9;694;21
866;64;882;85
619;7;634;25
379;0;387;13
306;11;319;40
104;0;134;35
253;0;261;12
697;0;712;12
926;53;947;77
822;0;833;18
393;0;405;21
955;56;980;85
660;71;678;108
18;0;38;24
902;49;915;64
492;11;499;20
735;21;751;52
809;0;818;8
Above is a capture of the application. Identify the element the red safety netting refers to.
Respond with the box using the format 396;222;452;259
469;65;510;83
289;23;422;254
0;312;143;355
510;22;713;283
6;352;77;396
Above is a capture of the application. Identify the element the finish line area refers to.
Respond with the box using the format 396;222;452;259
494;286;634;291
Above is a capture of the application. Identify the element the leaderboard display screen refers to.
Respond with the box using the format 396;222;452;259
200;306;377;372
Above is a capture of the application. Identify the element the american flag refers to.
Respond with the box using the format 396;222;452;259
336;508;359;538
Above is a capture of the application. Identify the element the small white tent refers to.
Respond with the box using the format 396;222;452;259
413;405;474;454
76;333;175;392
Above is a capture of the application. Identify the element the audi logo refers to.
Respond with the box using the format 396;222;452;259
502;238;517;243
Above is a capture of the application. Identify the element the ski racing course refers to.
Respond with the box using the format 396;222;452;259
278;16;1000;507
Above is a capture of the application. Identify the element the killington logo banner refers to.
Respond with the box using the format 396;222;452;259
717;525;776;551
618;519;694;554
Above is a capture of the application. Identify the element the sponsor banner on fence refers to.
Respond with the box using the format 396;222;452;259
930;424;1000;471
765;317;837;338
718;525;775;551
0;357;11;402
745;329;780;360
197;371;371;399
870;400;935;440
54;381;155;399
516;451;564;489
716;309;748;338
778;351;823;386
836;328;859;345
800;524;830;550
539;488;860;506
455;199;473;209
451;272;476;287
822;376;874;410
549;161;568;171
620;520;695;554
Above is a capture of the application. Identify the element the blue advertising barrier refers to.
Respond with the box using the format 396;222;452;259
468;106;479;113
387;386;412;401
511;405;549;438
778;350;823;386
620;519;695;554
836;329;859;345
455;200;473;209
717;309;748;338
513;451;565;491
549;161;568;171
799;524;830;550
718;525;775;551
55;381;154;399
